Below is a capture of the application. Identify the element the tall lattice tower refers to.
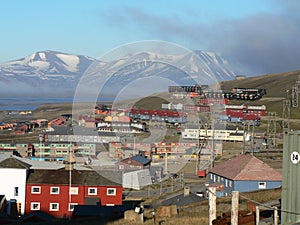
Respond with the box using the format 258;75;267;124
243;121;255;154
267;112;277;149
282;99;291;132
292;75;300;108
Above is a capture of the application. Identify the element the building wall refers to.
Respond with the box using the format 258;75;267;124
182;128;244;142
84;186;122;206
181;129;199;139
0;168;27;215
234;180;281;193
117;159;144;171
123;169;152;190
46;134;120;143
25;184;85;218
25;184;122;218
208;173;234;196
208;173;281;196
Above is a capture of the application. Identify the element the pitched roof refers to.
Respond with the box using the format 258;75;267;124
209;154;282;181
0;154;91;170
131;155;151;165
26;169;121;186
161;193;203;206
0;157;31;169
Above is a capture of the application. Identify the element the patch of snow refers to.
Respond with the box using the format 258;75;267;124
56;54;79;72
28;61;50;68
39;52;46;60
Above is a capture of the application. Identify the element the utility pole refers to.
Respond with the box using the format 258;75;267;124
256;206;260;225
208;187;216;225
164;148;168;174
210;120;215;168
196;123;208;174
242;123;246;154
231;191;239;225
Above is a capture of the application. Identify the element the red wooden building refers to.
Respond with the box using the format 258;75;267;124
25;169;122;218
224;104;267;117
116;155;151;171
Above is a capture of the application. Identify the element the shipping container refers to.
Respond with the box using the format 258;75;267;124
197;170;206;177
281;130;300;225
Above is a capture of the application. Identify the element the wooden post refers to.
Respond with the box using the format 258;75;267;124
274;207;278;225
231;191;239;225
256;206;260;225
209;187;216;225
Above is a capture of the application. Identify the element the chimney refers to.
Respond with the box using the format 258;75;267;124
64;151;76;171
184;186;190;197
64;163;74;171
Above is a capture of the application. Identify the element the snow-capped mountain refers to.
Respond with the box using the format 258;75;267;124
0;50;239;98
0;50;95;96
1;50;94;78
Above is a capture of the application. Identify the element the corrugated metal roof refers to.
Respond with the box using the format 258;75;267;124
209;154;282;181
0;157;31;169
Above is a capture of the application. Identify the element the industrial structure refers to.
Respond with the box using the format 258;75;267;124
281;130;300;224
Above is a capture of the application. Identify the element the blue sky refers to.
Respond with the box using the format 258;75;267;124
1;0;299;75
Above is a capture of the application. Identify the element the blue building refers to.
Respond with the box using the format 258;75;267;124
207;154;282;197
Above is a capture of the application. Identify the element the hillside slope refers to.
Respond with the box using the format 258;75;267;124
220;70;300;97
220;71;300;125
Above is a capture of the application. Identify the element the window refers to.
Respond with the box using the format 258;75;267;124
88;188;97;195
107;188;116;196
50;203;59;211
31;202;40;210
225;179;228;187
50;187;60;194
14;187;19;196
69;187;78;195
68;203;78;211
31;186;41;194
258;182;266;189
229;181;232;187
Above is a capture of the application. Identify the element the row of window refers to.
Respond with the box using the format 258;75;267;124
210;174;267;189
31;186;116;196
31;202;77;211
211;174;233;187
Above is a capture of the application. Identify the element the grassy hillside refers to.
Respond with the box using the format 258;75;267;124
220;70;300;97
220;71;300;123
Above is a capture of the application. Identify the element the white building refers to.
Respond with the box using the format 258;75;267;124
122;169;152;190
0;156;29;215
181;128;199;139
181;128;244;142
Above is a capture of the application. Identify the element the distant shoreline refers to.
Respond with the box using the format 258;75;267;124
0;97;115;111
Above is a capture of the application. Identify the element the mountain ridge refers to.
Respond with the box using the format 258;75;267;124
0;50;239;97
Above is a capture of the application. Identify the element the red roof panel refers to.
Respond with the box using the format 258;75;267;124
209;154;282;181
